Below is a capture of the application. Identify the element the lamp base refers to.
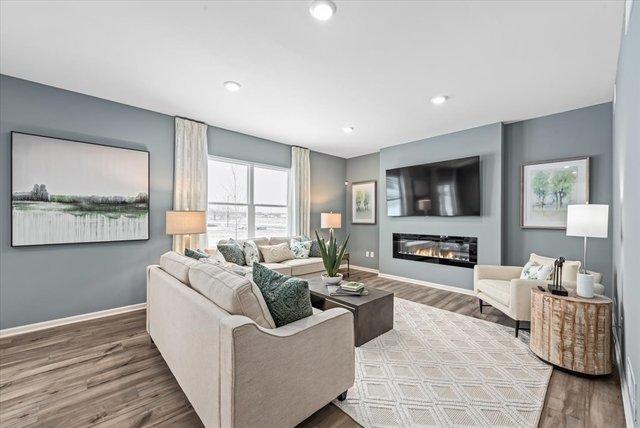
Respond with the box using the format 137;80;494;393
576;273;595;298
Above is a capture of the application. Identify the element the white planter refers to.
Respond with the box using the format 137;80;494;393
321;273;343;285
576;273;595;298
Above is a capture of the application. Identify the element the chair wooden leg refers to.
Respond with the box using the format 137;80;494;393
515;320;519;338
479;299;483;314
337;391;347;401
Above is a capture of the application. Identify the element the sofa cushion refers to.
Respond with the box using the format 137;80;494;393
259;243;295;263
268;236;291;246
529;253;581;283
218;241;246;266
159;251;199;285
476;279;510;307
188;262;276;329
281;257;325;276
252;263;313;327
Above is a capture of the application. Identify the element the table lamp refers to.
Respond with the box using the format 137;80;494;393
321;212;341;237
566;204;609;298
166;210;207;251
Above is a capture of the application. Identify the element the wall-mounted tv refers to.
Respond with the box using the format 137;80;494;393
386;156;480;217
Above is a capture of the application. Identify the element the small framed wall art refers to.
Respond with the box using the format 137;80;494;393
351;180;377;225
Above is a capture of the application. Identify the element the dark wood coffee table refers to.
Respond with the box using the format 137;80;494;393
306;277;394;346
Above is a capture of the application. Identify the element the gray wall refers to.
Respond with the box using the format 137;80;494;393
613;6;639;424
0;75;346;329
503;103;614;292
378;123;503;291
346;153;380;269
310;151;347;243
0;75;174;329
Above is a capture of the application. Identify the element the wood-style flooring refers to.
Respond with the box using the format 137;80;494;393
0;270;625;427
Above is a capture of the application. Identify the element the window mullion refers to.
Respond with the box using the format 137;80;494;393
248;165;255;238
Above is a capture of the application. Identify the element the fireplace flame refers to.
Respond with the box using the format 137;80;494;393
412;247;457;259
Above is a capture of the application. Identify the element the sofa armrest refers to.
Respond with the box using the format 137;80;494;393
510;278;546;321
219;308;354;427
474;265;523;286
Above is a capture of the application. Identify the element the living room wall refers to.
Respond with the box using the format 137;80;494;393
503;103;613;291
612;4;639;424
0;75;346;329
378;123;504;291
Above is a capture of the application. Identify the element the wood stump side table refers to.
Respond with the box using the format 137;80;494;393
529;288;612;375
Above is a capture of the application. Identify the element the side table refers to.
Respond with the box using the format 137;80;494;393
529;288;612;375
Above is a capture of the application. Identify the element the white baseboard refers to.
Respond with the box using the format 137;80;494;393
0;303;146;338
614;334;636;428
378;272;475;296
348;264;380;274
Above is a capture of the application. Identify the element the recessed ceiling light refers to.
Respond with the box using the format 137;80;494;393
342;126;354;134
430;95;448;105
309;0;337;21
223;81;241;92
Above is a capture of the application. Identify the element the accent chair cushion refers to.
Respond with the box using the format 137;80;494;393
476;279;510;307
529;253;581;283
259;242;295;263
159;251;199;285
252;263;313;327
520;261;553;280
188;262;276;329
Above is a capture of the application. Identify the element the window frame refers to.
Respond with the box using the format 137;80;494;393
207;155;289;239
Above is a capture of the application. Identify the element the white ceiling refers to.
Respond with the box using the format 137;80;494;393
0;1;623;158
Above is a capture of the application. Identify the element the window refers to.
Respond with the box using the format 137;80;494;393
207;157;288;244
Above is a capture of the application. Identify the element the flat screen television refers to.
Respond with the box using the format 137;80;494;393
386;156;480;217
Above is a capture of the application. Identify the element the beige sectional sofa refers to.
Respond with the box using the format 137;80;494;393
214;236;325;276
146;251;354;427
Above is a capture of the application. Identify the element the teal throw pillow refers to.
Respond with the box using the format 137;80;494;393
253;263;313;327
217;241;246;266
185;248;210;260
309;240;321;257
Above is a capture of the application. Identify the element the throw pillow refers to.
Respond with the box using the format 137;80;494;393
185;248;210;260
217;241;246;266
244;240;260;267
520;261;553;281
252;263;313;327
309;240;321;257
259;242;295;263
290;239;311;259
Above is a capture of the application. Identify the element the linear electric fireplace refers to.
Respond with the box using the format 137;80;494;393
393;233;477;268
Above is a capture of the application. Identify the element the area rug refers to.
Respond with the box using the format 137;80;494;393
334;298;552;427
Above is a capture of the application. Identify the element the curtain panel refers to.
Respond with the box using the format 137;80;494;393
173;117;208;252
288;146;311;237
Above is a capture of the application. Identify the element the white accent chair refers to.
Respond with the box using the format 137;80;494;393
474;253;604;337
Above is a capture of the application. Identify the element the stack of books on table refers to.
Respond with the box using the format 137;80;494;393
330;281;368;296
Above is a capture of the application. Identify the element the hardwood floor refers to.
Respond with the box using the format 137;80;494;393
0;269;625;427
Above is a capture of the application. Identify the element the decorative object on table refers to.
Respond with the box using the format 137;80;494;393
530;288;612;375
520;156;590;229
330;281;368;296
315;229;349;285
166;210;207;251
549;257;569;296
351;180;377;225
252;263;313;327
566;204;609;298
11;132;149;246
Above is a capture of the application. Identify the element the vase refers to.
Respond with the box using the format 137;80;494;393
321;273;343;285
577;273;595;298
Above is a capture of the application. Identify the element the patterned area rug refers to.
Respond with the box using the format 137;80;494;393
335;298;552;427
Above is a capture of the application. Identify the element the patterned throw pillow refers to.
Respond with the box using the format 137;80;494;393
184;248;210;260
253;263;313;327
217;241;246;266
258;242;295;263
309;240;321;257
243;240;260;266
520;261;553;280
290;239;311;259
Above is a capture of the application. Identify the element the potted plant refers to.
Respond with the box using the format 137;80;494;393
315;230;350;285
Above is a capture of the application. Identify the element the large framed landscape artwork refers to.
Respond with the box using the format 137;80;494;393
11;132;150;246
520;156;590;229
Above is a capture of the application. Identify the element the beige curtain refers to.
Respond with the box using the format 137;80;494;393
173;117;208;252
288;146;310;236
